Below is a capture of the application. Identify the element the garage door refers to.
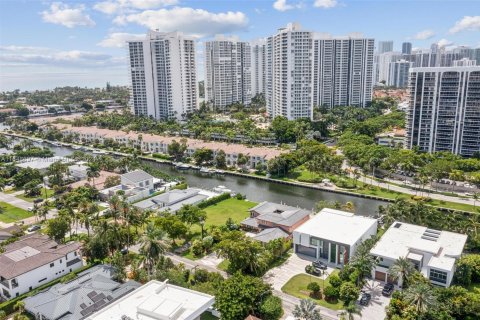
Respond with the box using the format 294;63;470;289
375;271;386;282
296;244;316;258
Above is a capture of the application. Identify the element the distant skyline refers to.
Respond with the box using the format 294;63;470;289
1;0;479;91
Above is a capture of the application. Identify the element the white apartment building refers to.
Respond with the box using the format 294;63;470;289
453;58;477;67
406;66;480;157
377;40;394;54
251;38;266;96
127;30;198;120
313;34;375;108
388;59;413;88
266;23;313;120
371;221;467;287
204;35;251;110
374;51;402;84
0;234;83;300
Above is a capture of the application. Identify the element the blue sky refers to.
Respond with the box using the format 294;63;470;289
0;0;479;91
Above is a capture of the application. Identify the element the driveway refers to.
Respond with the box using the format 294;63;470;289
263;253;336;291
356;280;390;320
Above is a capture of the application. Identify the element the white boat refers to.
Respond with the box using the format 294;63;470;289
214;169;225;175
213;185;232;194
175;163;191;170
200;167;213;173
71;145;81;150
92;150;107;155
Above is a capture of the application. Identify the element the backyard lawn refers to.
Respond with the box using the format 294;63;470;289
16;189;55;202
202;198;257;227
281;271;343;310
0;202;33;223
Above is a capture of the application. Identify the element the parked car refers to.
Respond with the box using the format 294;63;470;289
382;283;394;296
360;292;371;306
27;206;34;211
305;265;322;276
33;198;43;204
312;260;328;270
27;225;41;232
120;248;129;255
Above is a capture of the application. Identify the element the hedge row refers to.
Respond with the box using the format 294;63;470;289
0;264;94;315
198;192;231;209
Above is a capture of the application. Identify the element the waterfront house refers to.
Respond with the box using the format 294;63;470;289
241;201;311;243
293;208;377;266
370;221;467;287
133;188;212;212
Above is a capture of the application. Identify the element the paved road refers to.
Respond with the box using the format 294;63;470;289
0;191;58;228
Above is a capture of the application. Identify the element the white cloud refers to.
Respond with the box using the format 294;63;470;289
113;7;248;37
437;38;454;48
273;0;302;12
413;29;435;40
314;0;338;8
93;0;178;14
449;16;480;34
41;2;95;28
0;46;123;68
97;32;145;47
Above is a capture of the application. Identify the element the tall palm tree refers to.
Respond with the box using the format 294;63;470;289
108;195;122;222
292;299;322;320
388;257;416;288
404;283;437;315
139;223;168;278
349;244;378;286
338;302;361;320
86;163;100;188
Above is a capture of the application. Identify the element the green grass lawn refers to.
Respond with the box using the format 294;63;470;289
16;189;55;202
217;259;230;271
202;198;257;227
281;271;343;311
0;202;33;223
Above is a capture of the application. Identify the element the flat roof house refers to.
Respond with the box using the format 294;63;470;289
24;265;141;320
99;170;155;203
87;280;215;320
293;208;377;266
241;201;311;243
133;188;211;212
0;234;83;300
121;169;154;192
370;221;467;287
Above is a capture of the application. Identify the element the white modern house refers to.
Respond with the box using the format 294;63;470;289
0;234;83;300
121;169;154;192
370;221;467;287
293;208;377;266
87;280;215;320
68;161;89;180
100;170;154;203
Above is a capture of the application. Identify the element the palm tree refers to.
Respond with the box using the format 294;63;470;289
292;299;322;320
139;223;168;278
338;302;361;320
404;283;437;315
86;163;100;188
388;257;416;288
13;301;25;314
108;195;122;222
349;244;378;286
473;192;479;210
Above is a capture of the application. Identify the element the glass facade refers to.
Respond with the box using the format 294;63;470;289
429;269;447;284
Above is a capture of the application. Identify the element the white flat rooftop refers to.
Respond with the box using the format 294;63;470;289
370;221;467;272
16;156;74;170
293;208;377;246
87;280;214;320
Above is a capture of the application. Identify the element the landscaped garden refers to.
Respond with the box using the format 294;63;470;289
16;188;55;202
202;197;257;227
0;202;33;223
281;271;343;310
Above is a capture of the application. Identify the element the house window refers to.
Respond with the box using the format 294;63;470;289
429;269;447;284
50;263;54;268
38;278;47;283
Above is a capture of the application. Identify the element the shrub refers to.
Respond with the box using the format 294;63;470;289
307;282;321;298
260;295;283;320
323;286;339;302
152;153;172;160
198;192;231;209
202;236;214;252
339;282;360;304
193;269;209;283
328;274;342;288
191;240;204;257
